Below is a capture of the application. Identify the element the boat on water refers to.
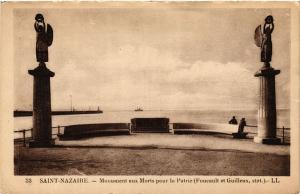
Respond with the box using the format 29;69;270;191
134;107;143;112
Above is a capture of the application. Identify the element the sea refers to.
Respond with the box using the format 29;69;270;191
14;109;290;137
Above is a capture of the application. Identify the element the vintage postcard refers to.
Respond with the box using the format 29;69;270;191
0;1;299;194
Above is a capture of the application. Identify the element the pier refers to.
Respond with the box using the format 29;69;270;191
14;110;103;117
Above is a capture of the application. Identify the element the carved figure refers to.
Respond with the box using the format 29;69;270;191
34;13;53;62
254;15;274;67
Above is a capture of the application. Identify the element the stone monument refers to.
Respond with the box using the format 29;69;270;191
28;13;55;147
253;15;281;144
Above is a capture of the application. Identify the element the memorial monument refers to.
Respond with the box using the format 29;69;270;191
253;15;281;144
28;14;55;147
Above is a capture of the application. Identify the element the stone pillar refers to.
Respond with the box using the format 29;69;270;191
254;66;281;144
28;63;55;147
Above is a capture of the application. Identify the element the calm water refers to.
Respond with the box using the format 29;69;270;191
14;109;290;131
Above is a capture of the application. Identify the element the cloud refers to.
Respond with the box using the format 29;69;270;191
49;44;258;110
13;9;290;111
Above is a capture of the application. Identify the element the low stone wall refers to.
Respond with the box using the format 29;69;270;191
58;123;130;140
173;123;239;135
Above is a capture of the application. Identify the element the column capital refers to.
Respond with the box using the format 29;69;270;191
28;63;55;77
254;66;280;77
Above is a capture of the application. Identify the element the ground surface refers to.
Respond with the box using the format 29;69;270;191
14;133;290;176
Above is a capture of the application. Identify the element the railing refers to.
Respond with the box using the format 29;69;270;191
14;124;290;147
52;125;67;135
245;125;290;144
14;125;67;147
277;126;290;144
14;128;32;147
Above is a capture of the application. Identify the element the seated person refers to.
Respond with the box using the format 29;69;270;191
229;116;238;124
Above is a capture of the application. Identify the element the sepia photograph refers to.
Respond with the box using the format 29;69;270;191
0;2;299;194
13;5;291;176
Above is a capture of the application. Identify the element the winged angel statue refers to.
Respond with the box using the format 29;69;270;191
34;13;53;63
254;15;274;67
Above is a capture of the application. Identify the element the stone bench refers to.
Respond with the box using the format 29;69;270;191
131;118;170;133
58;123;130;140
173;123;248;138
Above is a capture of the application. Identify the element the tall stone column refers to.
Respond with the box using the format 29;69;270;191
254;67;281;144
253;15;282;144
27;13;55;147
28;63;55;147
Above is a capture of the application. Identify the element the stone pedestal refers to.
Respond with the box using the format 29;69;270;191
254;66;281;144
28;63;55;147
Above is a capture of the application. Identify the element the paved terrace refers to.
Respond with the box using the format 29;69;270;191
15;133;290;176
55;133;289;155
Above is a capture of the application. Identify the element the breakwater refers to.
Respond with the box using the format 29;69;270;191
14;110;103;117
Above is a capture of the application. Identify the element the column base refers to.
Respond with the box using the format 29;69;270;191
29;139;55;148
254;136;281;145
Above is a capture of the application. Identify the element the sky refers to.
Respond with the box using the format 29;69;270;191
13;7;290;111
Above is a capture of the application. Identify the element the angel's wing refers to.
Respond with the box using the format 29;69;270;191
46;24;53;46
254;25;262;47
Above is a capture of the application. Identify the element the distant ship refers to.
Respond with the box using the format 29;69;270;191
134;107;143;112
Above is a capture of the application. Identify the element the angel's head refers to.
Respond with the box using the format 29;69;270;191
35;13;45;33
265;15;274;24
